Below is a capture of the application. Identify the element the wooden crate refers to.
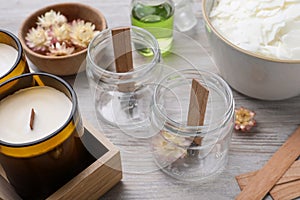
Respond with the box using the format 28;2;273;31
0;119;122;200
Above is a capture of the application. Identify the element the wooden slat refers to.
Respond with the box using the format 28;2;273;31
111;27;135;92
236;160;300;189
187;79;209;146
187;79;209;126
111;27;133;73
270;180;300;200
236;126;300;200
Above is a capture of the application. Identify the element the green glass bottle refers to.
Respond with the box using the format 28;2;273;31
131;0;175;56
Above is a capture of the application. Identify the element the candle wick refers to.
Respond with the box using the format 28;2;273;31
30;108;35;130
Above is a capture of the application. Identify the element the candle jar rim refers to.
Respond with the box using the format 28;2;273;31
152;68;235;138
0;72;77;148
0;29;24;79
87;26;161;83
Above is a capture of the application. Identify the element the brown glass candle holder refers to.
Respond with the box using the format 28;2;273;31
0;30;29;84
0;73;122;199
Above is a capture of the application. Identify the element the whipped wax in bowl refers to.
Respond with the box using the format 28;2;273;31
209;0;300;60
202;0;300;100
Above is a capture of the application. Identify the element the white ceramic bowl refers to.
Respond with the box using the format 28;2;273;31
202;0;300;100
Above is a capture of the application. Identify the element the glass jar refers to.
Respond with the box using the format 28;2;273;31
150;69;235;181
130;0;175;55
173;0;197;32
0;29;29;84
86;26;161;131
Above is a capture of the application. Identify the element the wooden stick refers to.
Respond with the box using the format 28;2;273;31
187;79;209;146
111;27;135;92
111;27;133;73
270;179;300;200
236;126;300;200
236;160;300;190
30;108;35;130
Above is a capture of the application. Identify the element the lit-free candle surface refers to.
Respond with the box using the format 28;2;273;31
0;43;18;77
0;86;72;144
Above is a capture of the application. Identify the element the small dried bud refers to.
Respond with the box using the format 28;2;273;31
234;107;256;132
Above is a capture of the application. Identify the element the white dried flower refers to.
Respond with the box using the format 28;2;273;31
47;42;74;56
152;131;191;163
37;10;67;28
25;26;51;51
70;19;98;48
51;23;71;42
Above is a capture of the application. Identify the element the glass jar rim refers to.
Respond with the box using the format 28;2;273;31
0;29;24;79
0;72;78;148
87;26;161;80
152;68;235;137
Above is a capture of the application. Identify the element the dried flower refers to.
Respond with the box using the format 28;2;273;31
152;131;191;163
47;42;74;56
25;26;51;52
51;23;71;43
25;10;98;56
37;10;67;28
70;20;99;48
235;107;256;132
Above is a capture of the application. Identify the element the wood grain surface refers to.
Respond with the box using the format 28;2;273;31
1;0;300;199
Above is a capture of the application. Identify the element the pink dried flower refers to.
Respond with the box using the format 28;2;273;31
25;26;51;52
37;10;67;28
234;107;256;132
70;19;99;48
47;42;74;56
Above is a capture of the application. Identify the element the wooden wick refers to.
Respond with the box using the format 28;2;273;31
236;160;300;190
29;108;35;130
111;27;135;92
270;179;300;200
111;27;133;73
236;126;300;200
187;79;209;146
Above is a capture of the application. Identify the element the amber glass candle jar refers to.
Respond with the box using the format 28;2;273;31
0;29;29;83
0;73;93;199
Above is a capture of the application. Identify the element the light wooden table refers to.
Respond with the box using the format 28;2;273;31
1;0;300;199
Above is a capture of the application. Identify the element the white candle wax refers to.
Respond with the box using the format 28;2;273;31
0;86;72;144
0;43;18;77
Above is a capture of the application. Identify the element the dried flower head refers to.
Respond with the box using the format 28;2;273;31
235;107;256;132
47;42;74;56
152;131;192;163
51;23;71;43
70;20;99;48
25;26;51;52
37;10;67;28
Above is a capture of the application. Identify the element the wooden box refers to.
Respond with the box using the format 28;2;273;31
0;120;122;200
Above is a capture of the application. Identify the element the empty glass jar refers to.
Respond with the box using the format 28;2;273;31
86;26;161;130
150;68;235;181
